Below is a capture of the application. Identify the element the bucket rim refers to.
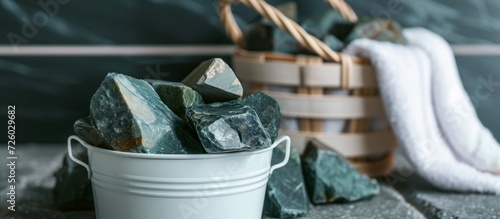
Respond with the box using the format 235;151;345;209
70;135;283;160
86;144;274;159
68;135;291;180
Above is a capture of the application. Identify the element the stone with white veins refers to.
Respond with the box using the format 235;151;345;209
239;92;281;142
263;146;309;218
187;103;271;153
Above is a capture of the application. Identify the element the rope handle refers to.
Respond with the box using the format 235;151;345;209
219;0;358;64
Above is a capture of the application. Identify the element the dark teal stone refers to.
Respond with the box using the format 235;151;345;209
239;92;281;142
244;21;302;54
343;19;407;44
73;116;111;149
245;11;344;55
302;140;380;204
244;22;274;52
274;28;303;54
301;10;345;38
182;58;243;103
90;73;203;154
263;146;309;218
186;103;271;153
330;22;355;42
53;148;93;210
323;34;344;52
146;80;204;120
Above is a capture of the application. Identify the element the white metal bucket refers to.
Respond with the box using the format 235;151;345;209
67;135;291;219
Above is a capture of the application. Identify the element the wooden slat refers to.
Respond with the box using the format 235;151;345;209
351;152;395;177
280;130;397;157
302;64;377;88
266;91;385;119
297;86;312;132
236;50;371;64
234;57;301;86
308;87;324;132
233;55;377;88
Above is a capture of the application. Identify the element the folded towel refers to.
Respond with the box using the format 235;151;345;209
344;28;500;194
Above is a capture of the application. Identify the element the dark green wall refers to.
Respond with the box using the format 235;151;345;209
1;0;499;143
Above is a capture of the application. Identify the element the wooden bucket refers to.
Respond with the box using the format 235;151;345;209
219;0;397;177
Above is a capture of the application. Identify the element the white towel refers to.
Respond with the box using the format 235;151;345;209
343;28;500;194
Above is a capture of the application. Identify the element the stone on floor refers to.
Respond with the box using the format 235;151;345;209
301;140;380;204
264;185;425;219
263;146;309;218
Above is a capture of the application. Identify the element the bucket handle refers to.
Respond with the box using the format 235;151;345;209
268;135;291;176
67;135;92;179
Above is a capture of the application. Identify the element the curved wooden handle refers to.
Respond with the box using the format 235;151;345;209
218;0;358;63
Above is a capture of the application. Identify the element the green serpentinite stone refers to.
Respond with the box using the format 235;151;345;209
245;11;345;54
274;28;302;54
208;92;281;142
244;22;274;52
53;149;94;210
322;34;344;52
239;92;281;142
182;58;243;103
301;10;344;38
302;140;380;204
244;21;302;54
263;146;309;218
73;116;111;149
329;22;355;42
186;103;271;153
146;80;204;120
90;73;203;154
343;18;407;44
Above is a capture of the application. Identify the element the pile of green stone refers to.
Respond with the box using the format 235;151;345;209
244;10;406;54
263;139;380;219
74;58;281;154
57;59;380;218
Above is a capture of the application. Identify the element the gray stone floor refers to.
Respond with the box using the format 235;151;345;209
265;185;425;219
1;144;499;219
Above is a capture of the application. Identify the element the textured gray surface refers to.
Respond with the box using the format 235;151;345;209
3;144;500;218
0;144;95;218
410;191;500;219
393;170;500;219
265;185;425;219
